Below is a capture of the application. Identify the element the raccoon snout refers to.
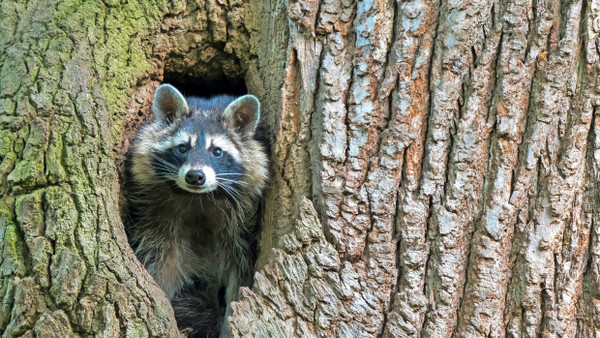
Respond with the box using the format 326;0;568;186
185;170;206;186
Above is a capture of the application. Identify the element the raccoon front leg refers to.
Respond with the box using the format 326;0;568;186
145;247;190;300
220;234;255;336
220;273;243;338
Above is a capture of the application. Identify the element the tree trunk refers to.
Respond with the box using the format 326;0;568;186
1;0;599;337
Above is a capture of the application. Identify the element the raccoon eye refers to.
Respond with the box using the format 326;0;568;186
176;144;189;154
212;147;223;158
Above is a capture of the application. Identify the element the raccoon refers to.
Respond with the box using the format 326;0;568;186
125;84;268;337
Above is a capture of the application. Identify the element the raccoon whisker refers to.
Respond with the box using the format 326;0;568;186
133;170;175;183
215;173;245;177
150;153;177;166
155;173;176;181
155;166;176;174
186;193;196;211
222;187;246;213
130;180;173;192
145;164;177;178
215;176;244;180
217;182;242;209
217;182;238;200
215;176;247;187
151;162;175;172
190;193;204;213
153;170;177;180
145;177;176;186
150;154;179;170
215;177;249;186
215;175;244;180
218;181;243;196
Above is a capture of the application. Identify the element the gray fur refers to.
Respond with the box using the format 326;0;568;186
126;84;268;337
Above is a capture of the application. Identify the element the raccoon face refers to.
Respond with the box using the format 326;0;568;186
146;84;260;196
152;129;245;194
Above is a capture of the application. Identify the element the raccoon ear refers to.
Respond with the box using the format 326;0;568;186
152;84;189;121
222;95;260;135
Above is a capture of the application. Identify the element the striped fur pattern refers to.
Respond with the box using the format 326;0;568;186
126;84;268;337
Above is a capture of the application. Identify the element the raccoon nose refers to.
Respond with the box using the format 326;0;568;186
185;170;206;186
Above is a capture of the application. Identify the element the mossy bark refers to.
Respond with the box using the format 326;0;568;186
0;0;254;336
2;0;600;337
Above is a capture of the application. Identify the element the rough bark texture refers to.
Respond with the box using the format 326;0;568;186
1;0;599;337
231;0;600;337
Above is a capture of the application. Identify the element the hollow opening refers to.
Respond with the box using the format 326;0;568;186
162;74;248;98
110;4;267;333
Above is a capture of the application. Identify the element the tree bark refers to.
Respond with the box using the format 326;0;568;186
1;0;599;337
0;0;251;336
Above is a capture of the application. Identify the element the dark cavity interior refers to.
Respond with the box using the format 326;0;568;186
163;75;247;98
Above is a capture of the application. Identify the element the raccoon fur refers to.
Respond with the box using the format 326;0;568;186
125;84;268;337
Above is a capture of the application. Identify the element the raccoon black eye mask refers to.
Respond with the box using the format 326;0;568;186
151;128;246;195
125;84;268;337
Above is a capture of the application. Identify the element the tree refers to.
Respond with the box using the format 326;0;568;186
1;0;598;336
